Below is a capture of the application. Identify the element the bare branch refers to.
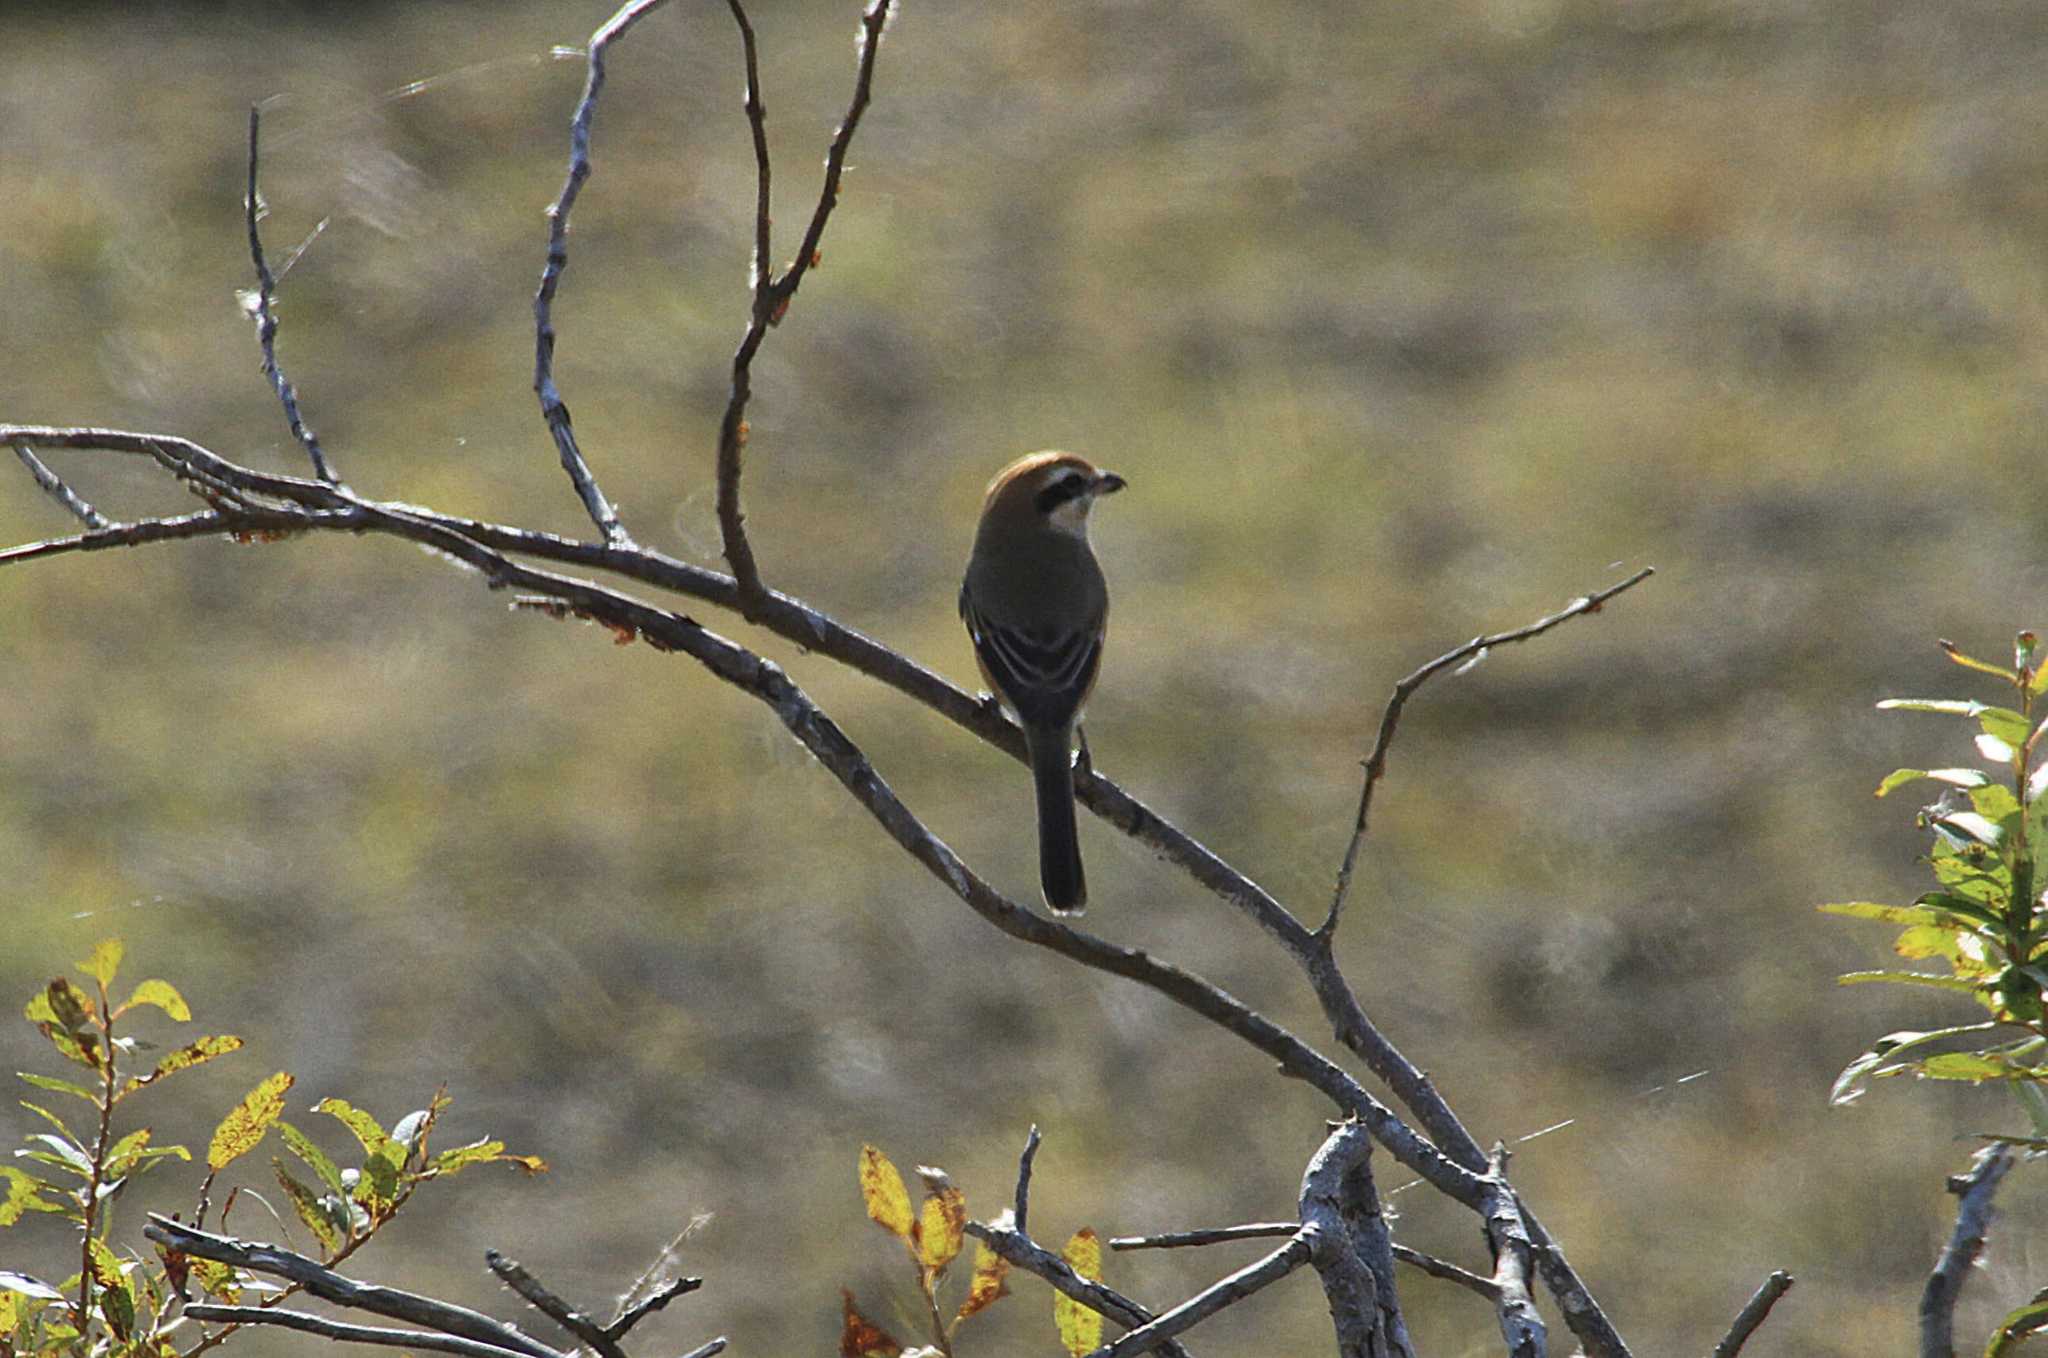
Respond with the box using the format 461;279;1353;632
726;0;771;297
1479;1148;1545;1358
1921;1143;2015;1358
1389;1244;1498;1300
605;1276;704;1343
1711;1270;1794;1358
1321;565;1654;940
145;1217;565;1358
244;106;337;486
13;442;111;529
484;1251;623;1358
966;1217;1193;1358
1111;1223;1297;1252
1013;1124;1043;1236
714;0;893;612
676;1341;729;1358
183;1306;539;1358
533;0;662;546
1091;1233;1313;1358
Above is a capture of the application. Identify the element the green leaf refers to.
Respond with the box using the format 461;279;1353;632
188;1258;242;1304
86;1236;134;1340
209;1072;294;1171
1972;784;2021;822
1914;892;2009;930
0;1168;66;1226
120;980;189;1023
427;1138;507;1176
276;1121;348;1203
1939;640;2014;680
1876;767;1991;796
1918;1052;2012;1081
76;941;123;991
1837;970;1985;993
313;1098;394;1163
1818;902;1940;924
1986;1295;2048;1357
1895;925;1966;962
1879;699;1994;716
124;1035;244;1095
17;1072;96;1103
273;1161;345;1257
18;1100;76;1139
1981;707;2034;748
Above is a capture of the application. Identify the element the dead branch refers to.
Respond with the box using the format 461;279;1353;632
1921;1144;2015;1358
1711;1270;1794;1358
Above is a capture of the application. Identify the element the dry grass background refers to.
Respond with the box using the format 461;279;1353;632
9;0;2048;1352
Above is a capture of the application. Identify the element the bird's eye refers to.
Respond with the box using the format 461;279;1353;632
1035;471;1090;514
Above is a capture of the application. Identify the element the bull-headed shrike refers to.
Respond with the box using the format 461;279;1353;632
959;451;1126;913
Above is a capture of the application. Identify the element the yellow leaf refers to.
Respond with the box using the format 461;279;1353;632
953;1240;1010;1325
209;1072;294;1170
0;1288;17;1331
78;940;123;989
858;1145;914;1242
917;1185;966;1274
1054;1228;1103;1358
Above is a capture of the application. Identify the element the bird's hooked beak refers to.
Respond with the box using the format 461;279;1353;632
1092;470;1128;497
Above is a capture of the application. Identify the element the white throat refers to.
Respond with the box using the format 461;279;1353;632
1046;496;1094;539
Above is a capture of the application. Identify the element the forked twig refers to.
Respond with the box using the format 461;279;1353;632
1321;565;1655;939
714;0;894;611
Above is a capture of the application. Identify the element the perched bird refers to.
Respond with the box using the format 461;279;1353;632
960;451;1126;913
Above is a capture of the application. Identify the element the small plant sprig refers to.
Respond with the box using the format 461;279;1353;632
841;1145;1020;1358
1823;631;2048;1126
0;940;543;1358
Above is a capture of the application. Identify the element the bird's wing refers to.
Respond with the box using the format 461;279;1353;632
960;590;1103;730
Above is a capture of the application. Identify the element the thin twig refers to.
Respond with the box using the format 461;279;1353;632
184;1306;537;1358
1014;1124;1042;1236
1321;565;1655;939
604;1275;703;1342
244;107;336;486
1921;1143;2015;1358
1710;1270;1794;1358
1110;1224;1297;1251
1091;1233;1313;1358
1390;1244;1498;1300
965;1218;1193;1358
714;0;893;612
13;443;111;529
145;1218;565;1358
727;0;771;297
484;1251;623;1358
533;0;661;546
675;1341;728;1358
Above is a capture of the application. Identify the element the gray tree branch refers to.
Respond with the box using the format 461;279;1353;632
1921;1143;2015;1358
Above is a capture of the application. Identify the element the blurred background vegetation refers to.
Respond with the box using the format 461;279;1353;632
7;0;2048;1352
